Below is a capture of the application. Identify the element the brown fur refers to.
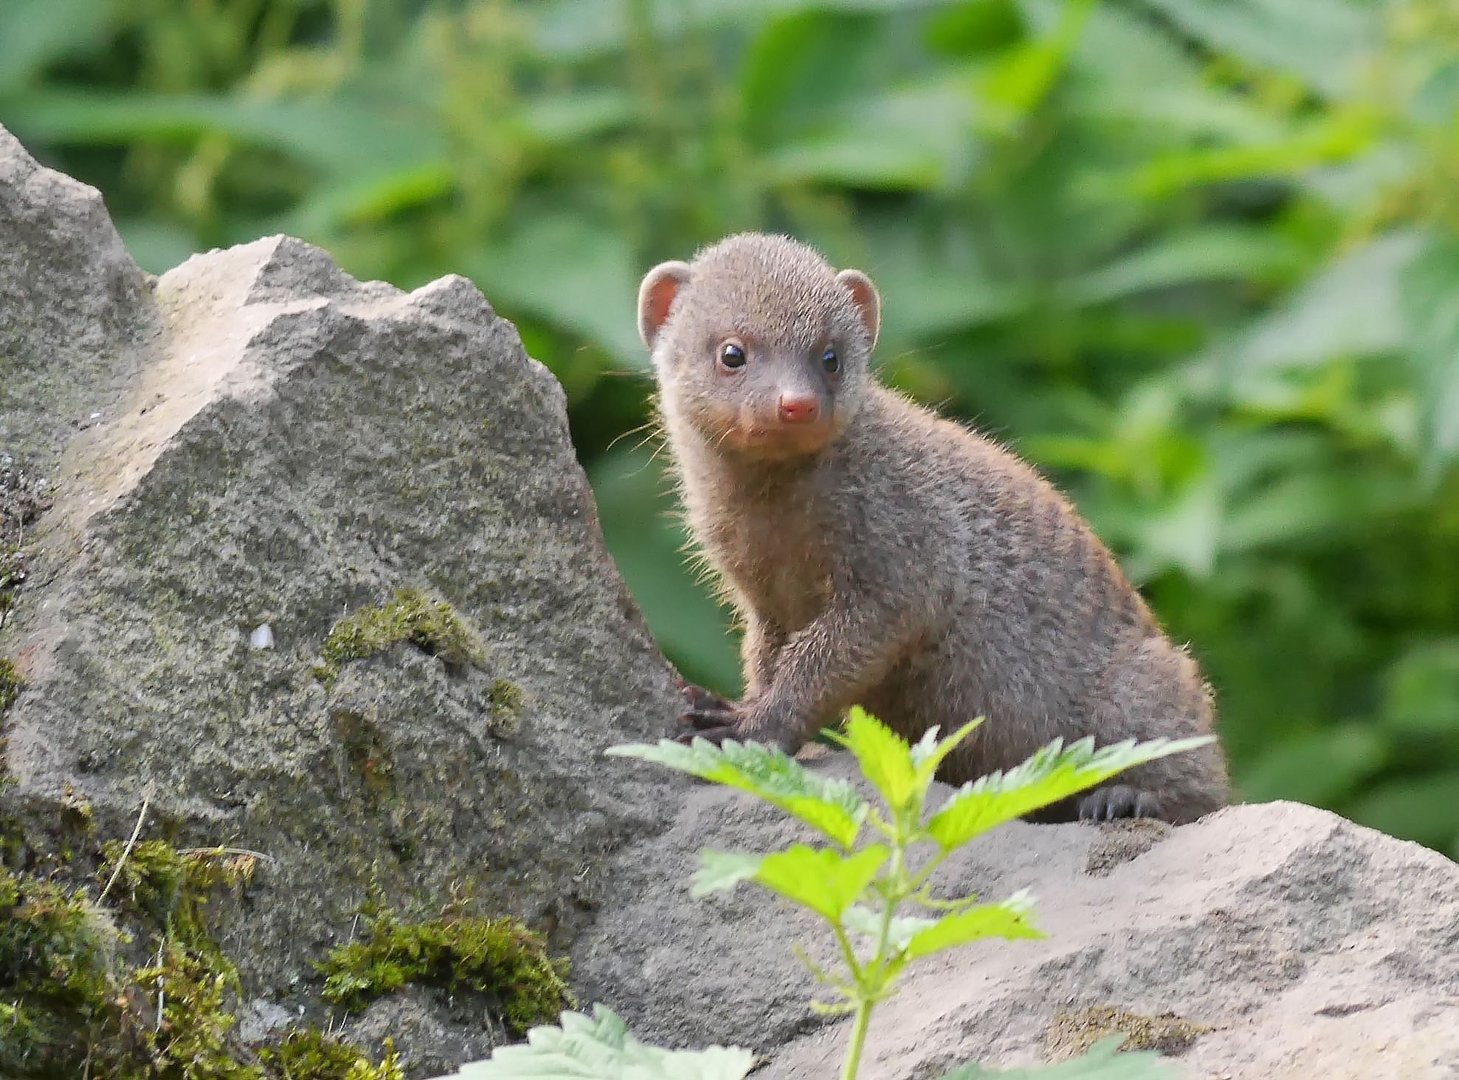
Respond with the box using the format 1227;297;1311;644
639;233;1229;823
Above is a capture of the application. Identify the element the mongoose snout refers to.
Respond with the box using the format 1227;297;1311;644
638;232;1230;824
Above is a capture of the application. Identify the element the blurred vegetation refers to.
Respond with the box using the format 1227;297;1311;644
5;0;1459;855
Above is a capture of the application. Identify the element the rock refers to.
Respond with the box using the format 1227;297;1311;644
0;126;152;475
0;122;678;1061
570;755;1459;1080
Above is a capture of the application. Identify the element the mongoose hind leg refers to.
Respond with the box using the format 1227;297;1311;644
1057;636;1228;825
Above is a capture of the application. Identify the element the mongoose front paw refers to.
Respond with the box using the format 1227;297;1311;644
1078;784;1164;822
673;679;744;746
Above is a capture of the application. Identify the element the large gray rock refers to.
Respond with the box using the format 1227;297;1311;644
0;124;677;1068
0;126;152;472
571;753;1459;1080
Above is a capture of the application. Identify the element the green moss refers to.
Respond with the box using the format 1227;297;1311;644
133;941;262;1079
1046;1006;1212;1061
98;840;258;957
257;1029;402;1080
318;894;571;1035
314;589;485;684
0;864;121;1076
0;658;21;713
2;835;409;1078
487;678;524;725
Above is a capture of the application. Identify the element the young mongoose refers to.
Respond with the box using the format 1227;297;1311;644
638;233;1229;823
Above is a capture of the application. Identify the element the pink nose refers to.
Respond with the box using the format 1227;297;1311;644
778;394;820;424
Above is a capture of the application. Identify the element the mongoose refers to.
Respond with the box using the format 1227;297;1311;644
638;233;1229;823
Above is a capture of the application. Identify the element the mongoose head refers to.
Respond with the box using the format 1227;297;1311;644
637;233;880;461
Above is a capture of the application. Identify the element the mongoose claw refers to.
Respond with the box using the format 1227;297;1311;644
674;681;745;746
1078;784;1163;822
677;681;737;715
674;724;742;747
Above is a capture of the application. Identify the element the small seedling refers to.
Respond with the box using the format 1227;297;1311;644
447;709;1207;1079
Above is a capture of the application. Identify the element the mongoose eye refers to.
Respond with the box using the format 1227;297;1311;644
719;342;747;370
822;347;840;373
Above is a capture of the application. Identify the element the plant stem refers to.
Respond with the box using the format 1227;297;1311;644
841;813;911;1080
841;999;874;1080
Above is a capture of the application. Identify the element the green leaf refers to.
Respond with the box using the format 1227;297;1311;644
752;845;888;923
5;87;443;178
926;736;1215;851
0;0;113;92
451;1004;753;1078
939;1034;1175;1078
692;852;764;898
903;891;1042;959
1136;0;1377;99
607;738;868;849
765;76;980;192
837;707;918;813
1399;231;1459;481
520;89;635;144
1381;641;1459;741
738;10;891;148
1218;230;1423;374
467;212;644;369
911;719;983;787
842;905;935;953
692;847;888;922
1100;108;1378;200
527;0;938;60
1065;225;1304;307
973;0;1090;136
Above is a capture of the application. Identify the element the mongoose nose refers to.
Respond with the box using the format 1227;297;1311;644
778;394;820;424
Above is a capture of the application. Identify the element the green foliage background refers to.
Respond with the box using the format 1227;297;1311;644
6;0;1459;854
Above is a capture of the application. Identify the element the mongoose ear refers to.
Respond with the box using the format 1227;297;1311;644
638;260;693;349
836;268;880;350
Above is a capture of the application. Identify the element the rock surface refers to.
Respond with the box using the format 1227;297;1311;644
571;752;1459;1080
0;123;678;1071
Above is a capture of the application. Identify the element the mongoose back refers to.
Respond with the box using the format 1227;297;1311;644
638;232;1229;822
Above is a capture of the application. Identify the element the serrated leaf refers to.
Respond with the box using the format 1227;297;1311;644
451;1003;753;1078
842;904;936;952
608;737;867;848
903;891;1042;960
839;707;918;812
751;845;888;923
938;1034;1175;1078
912;719;983;787
692;852;763;898
926;736;1214;851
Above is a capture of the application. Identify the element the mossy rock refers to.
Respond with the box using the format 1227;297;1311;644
257;1029;402;1080
319;892;572;1037
314;589;486;684
0;658;20;714
0;845;413;1079
1046;1005;1213;1061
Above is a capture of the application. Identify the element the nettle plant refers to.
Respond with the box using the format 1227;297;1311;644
454;709;1209;1080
